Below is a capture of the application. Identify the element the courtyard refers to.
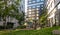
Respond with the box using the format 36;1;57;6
0;26;60;35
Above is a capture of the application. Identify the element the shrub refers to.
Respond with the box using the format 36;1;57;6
0;26;4;30
6;22;14;29
16;25;26;29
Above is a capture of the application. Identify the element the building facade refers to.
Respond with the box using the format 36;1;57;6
20;0;45;28
20;0;45;22
27;0;44;22
46;0;60;27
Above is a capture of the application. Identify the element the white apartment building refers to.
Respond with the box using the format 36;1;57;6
46;0;60;27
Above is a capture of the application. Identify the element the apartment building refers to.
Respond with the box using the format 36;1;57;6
27;0;44;22
19;0;45;28
20;0;45;23
46;0;60;27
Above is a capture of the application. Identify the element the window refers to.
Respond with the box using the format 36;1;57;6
29;12;31;14
36;8;39;10
41;5;44;7
41;0;44;1
32;0;36;3
22;5;23;8
36;11;39;13
29;0;31;2
32;9;35;11
29;1;31;4
32;12;35;14
36;0;40;2
36;14;39;16
32;6;36;8
40;2;44;4
41;8;43;10
32;15;35;16
29;15;31;17
32;17;35;19
20;7;21;10
36;17;39;19
36;5;40;8
32;18;34;19
29;7;31;9
29;9;31;11
48;0;49;2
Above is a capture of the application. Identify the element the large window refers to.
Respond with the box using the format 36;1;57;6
29;12;31;14
36;0;40;2
32;0;36;3
36;17;39;19
40;0;44;1
29;1;32;4
41;8;43;10
28;7;32;9
32;12;35;14
32;17;34;19
32;15;35;16
29;9;31;11
36;5;40;8
29;15;31;17
29;0;31;2
36;11;39;13
36;8;39;10
32;6;36;8
41;5;44;7
36;14;39;16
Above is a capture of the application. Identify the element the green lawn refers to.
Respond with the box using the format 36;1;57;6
0;26;60;35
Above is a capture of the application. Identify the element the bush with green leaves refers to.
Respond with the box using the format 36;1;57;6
16;25;26;29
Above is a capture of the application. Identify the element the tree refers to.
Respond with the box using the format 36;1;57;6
17;12;25;25
0;0;24;29
0;0;9;29
40;8;48;27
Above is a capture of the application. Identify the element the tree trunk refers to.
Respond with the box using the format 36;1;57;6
34;21;37;29
3;17;7;29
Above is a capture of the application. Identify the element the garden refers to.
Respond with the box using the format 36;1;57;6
0;26;60;35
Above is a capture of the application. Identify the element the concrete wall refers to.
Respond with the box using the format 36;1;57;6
0;21;4;26
6;17;19;28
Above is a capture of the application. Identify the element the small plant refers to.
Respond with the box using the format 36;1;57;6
16;25;26;29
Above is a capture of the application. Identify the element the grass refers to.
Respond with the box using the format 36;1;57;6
0;26;60;35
